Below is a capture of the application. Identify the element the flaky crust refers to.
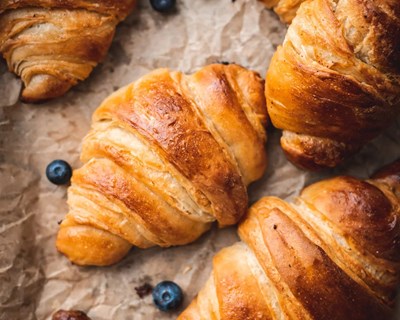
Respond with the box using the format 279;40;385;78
56;64;268;266
0;0;136;102
266;0;400;169
179;159;400;320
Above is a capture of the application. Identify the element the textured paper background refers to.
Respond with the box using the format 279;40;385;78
0;0;399;319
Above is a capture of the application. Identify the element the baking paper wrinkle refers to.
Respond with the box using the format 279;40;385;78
0;0;399;319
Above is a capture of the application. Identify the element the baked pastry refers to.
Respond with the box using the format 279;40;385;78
259;0;305;23
266;0;400;169
56;63;268;266
179;159;400;320
52;310;91;320
0;0;136;103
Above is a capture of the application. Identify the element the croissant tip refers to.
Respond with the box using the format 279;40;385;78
20;74;73;103
279;131;365;171
56;224;133;266
372;159;400;195
280;139;338;171
282;149;327;171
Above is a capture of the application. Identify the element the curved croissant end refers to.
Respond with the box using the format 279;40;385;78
259;0;306;24
179;159;400;320
56;64;268;266
266;0;400;169
0;0;136;103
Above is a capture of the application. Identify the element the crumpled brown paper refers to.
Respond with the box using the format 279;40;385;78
0;0;399;319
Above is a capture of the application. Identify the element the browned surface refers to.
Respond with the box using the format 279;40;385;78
373;159;400;198
253;207;388;320
179;244;274;320
69;158;211;245
300;176;400;262
52;310;92;320
0;0;136;19
179;159;400;319
56;63;268;266
0;0;136;102
213;245;273;320
266;0;400;169
96;69;245;226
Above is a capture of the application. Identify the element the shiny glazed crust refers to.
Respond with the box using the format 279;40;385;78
0;0;136;102
266;0;400;169
56;64;268;266
179;159;400;320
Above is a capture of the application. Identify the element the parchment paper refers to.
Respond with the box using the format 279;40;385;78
0;0;399;319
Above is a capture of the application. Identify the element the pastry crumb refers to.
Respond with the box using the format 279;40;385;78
135;283;153;298
182;265;192;274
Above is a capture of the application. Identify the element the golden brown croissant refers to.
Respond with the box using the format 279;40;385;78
0;0;136;103
56;63;268;266
266;0;400;170
179;159;400;320
259;0;305;24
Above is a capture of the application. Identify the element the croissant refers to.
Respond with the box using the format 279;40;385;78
0;0;136;103
56;63;268;266
266;0;400;170
179;159;400;320
259;0;305;23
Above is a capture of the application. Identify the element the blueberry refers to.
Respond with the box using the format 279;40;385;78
150;0;176;12
46;160;72;185
152;281;183;311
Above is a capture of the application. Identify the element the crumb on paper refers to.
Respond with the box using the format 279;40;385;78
135;283;153;298
218;61;233;65
182;265;192;274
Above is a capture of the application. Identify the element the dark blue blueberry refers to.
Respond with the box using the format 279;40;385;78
152;281;183;311
150;0;176;12
46;160;72;185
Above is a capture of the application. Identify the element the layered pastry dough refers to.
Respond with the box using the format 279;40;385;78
266;0;400;169
56;64;268;266
0;0;136;102
179;159;400;320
